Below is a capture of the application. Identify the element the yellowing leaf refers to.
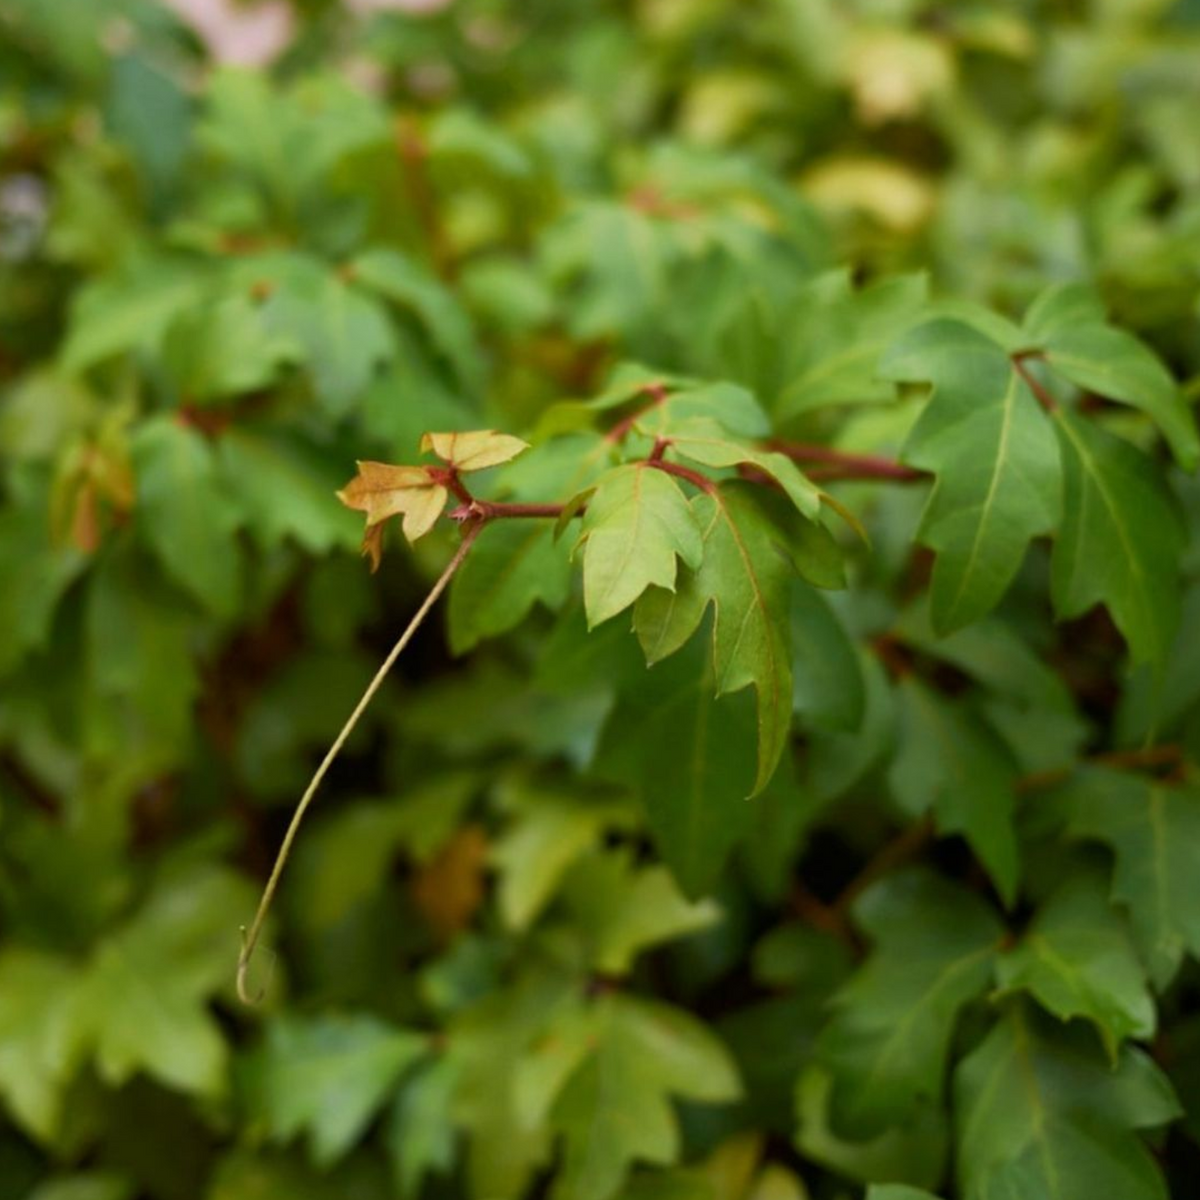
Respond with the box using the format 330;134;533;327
336;460;448;558
420;430;530;472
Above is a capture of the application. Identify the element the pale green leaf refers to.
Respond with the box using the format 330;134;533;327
0;950;88;1141
794;1067;948;1191
661;417;822;519
490;785;616;930
561;850;720;975
551;994;740;1200
244;1014;427;1167
578;464;703;628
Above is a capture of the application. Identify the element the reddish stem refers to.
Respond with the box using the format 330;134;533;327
1012;351;1058;414
428;467;473;506
647;458;715;492
450;500;567;522
606;382;669;444
770;441;925;482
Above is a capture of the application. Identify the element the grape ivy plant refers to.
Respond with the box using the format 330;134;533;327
4;3;1200;1200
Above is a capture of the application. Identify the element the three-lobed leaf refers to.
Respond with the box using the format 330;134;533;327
576;464;703;628
881;320;1060;634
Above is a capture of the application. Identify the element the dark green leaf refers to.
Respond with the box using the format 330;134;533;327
995;871;1155;1056
1051;410;1184;666
955;1006;1177;1200
820;870;1002;1135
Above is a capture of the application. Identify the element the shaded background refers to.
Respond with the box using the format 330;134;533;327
3;2;1200;1199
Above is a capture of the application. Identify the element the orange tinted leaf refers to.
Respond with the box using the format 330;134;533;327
410;824;489;939
361;523;385;573
336;461;449;548
419;430;529;472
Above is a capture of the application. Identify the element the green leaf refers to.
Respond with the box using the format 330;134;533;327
551;993;740;1200
388;1057;459;1198
0;950;87;1141
794;1067;948;1190
1025;284;1199;470
633;485;796;793
161;294;300;402
351;247;483;392
888;678;1020;904
577;464;704;628
995;871;1155;1056
60;259;205;372
82;867;256;1100
130;416;242;618
219;427;361;555
0;468;85;676
256;259;395;416
791;583;865;733
561;849;720;975
243;1014;427;1167
775;271;929;419
955;1006;1177;1200
1060;769;1200;989
867;1188;944;1200
1051;410;1184;666
490;783;620;930
594;627;759;896
449;520;572;653
84;544;200;762
882;320;1060;633
894;611;1087;774
27;1172;134;1200
655;418;822;519
819;870;1002;1135
630;380;772;440
449;433;611;651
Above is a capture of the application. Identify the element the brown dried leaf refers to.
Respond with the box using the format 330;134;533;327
337;460;449;547
420;430;529;472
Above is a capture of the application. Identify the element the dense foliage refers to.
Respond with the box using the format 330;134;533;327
4;2;1200;1199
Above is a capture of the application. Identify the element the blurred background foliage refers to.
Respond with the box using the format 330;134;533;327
2;1;1200;1199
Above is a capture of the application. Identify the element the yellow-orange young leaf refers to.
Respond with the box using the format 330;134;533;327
337;461;449;554
420;430;529;472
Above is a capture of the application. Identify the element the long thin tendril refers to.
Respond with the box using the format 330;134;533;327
236;522;481;1004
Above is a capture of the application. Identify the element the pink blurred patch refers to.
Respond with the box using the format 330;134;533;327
163;0;294;67
345;0;453;14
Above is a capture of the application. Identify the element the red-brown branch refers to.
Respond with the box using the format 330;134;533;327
647;458;716;492
1012;350;1058;414
770;441;926;482
451;500;567;522
606;382;669;443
